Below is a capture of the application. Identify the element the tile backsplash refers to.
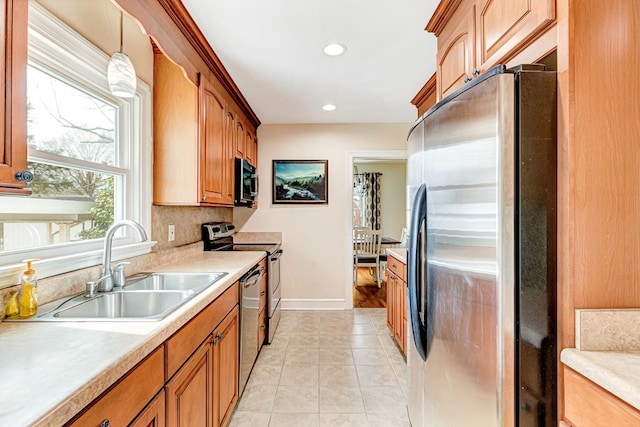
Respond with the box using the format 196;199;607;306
151;205;232;251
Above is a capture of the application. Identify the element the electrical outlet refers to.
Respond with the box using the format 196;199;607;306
168;224;175;242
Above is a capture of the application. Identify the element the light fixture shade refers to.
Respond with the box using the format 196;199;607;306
107;52;136;98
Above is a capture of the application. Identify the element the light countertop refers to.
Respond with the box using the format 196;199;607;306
386;247;407;264
561;308;640;412
0;251;265;427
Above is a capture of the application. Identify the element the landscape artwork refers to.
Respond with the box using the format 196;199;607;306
272;160;328;204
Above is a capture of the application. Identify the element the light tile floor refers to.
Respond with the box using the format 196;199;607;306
229;308;410;427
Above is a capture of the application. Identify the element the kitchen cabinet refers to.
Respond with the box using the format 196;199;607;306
201;72;234;205
153;53;234;206
434;0;476;99
426;0;554;100
410;73;437;118
129;390;165;427
0;0;29;195
563;366;640;427
245;126;257;168
166;338;212;426
66;347;165;427
165;283;239;427
166;306;240;427
212;306;239;427
386;254;407;355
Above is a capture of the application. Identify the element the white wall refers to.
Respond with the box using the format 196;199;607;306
354;161;407;241
234;123;409;309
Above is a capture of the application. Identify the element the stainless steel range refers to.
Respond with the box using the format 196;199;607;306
202;222;283;345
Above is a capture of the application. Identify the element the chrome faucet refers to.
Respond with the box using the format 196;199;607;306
98;220;148;292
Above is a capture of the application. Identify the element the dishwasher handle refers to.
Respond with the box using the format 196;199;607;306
241;265;264;288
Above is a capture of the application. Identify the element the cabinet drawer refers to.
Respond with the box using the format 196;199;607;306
388;255;406;281
165;283;238;379
564;366;640;427
67;347;164;427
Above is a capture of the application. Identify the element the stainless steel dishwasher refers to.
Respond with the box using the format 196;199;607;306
239;263;264;395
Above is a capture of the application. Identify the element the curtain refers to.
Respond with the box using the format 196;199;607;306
363;172;382;230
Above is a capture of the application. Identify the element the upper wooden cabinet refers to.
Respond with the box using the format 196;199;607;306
436;0;477;99
153;53;234;206
476;0;555;71
201;73;233;205
0;0;29;196
427;0;555;100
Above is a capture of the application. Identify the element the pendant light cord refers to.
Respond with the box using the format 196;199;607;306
119;11;124;53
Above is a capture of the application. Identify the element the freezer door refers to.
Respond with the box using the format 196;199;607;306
422;72;515;427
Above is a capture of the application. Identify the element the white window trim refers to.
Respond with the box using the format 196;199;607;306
0;2;154;288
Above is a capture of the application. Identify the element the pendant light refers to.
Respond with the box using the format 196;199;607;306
107;11;136;98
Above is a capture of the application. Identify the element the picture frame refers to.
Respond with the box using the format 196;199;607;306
272;160;328;204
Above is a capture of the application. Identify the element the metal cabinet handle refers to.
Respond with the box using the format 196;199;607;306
260;291;266;296
472;68;480;76
260;325;266;330
100;420;110;427
464;75;472;83
202;195;207;201
15;171;33;182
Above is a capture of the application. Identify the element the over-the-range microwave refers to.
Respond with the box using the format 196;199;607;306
235;158;258;206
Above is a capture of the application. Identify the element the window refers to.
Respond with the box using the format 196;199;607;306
0;2;152;287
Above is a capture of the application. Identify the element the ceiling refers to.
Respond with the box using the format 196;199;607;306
181;0;440;125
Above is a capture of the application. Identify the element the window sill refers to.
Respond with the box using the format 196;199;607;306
0;241;157;289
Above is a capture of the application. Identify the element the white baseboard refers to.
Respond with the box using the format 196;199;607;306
281;298;347;311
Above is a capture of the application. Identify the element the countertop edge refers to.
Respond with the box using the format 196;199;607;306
561;348;640;411
386;247;407;264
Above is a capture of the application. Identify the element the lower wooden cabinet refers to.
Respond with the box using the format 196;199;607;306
166;340;213;426
66;347;165;427
563;366;640;427
213;306;239;427
386;255;407;355
130;390;166;427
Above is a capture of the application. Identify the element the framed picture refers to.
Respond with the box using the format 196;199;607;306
272;160;328;204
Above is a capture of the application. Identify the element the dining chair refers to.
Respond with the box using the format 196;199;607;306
353;229;383;287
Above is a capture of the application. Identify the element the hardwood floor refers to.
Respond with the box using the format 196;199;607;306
353;267;387;308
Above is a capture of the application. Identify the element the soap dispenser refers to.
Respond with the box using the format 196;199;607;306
19;259;38;318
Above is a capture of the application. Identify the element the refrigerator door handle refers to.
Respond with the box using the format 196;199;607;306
408;184;429;361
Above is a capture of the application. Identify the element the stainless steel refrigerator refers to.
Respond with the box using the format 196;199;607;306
406;64;557;427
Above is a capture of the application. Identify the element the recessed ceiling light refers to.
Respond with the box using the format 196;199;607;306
322;104;337;111
323;43;346;56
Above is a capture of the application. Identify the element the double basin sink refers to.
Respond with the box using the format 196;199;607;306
26;272;227;322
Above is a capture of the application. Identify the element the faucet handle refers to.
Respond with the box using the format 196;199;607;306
113;262;130;288
86;275;110;297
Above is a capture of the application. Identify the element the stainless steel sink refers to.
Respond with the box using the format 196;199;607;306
48;290;192;320
124;272;226;292
7;271;228;322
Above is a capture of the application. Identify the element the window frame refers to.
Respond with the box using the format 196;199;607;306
0;2;153;288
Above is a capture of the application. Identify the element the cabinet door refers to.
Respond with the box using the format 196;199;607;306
200;76;232;205
476;0;554;70
0;0;29;195
393;277;403;345
386;272;394;332
166;341;213;427
437;1;476;99
129;390;165;427
212;306;239;427
245;127;257;167
67;348;164;427
234;113;245;159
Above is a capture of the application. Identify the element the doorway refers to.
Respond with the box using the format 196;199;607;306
347;151;407;309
